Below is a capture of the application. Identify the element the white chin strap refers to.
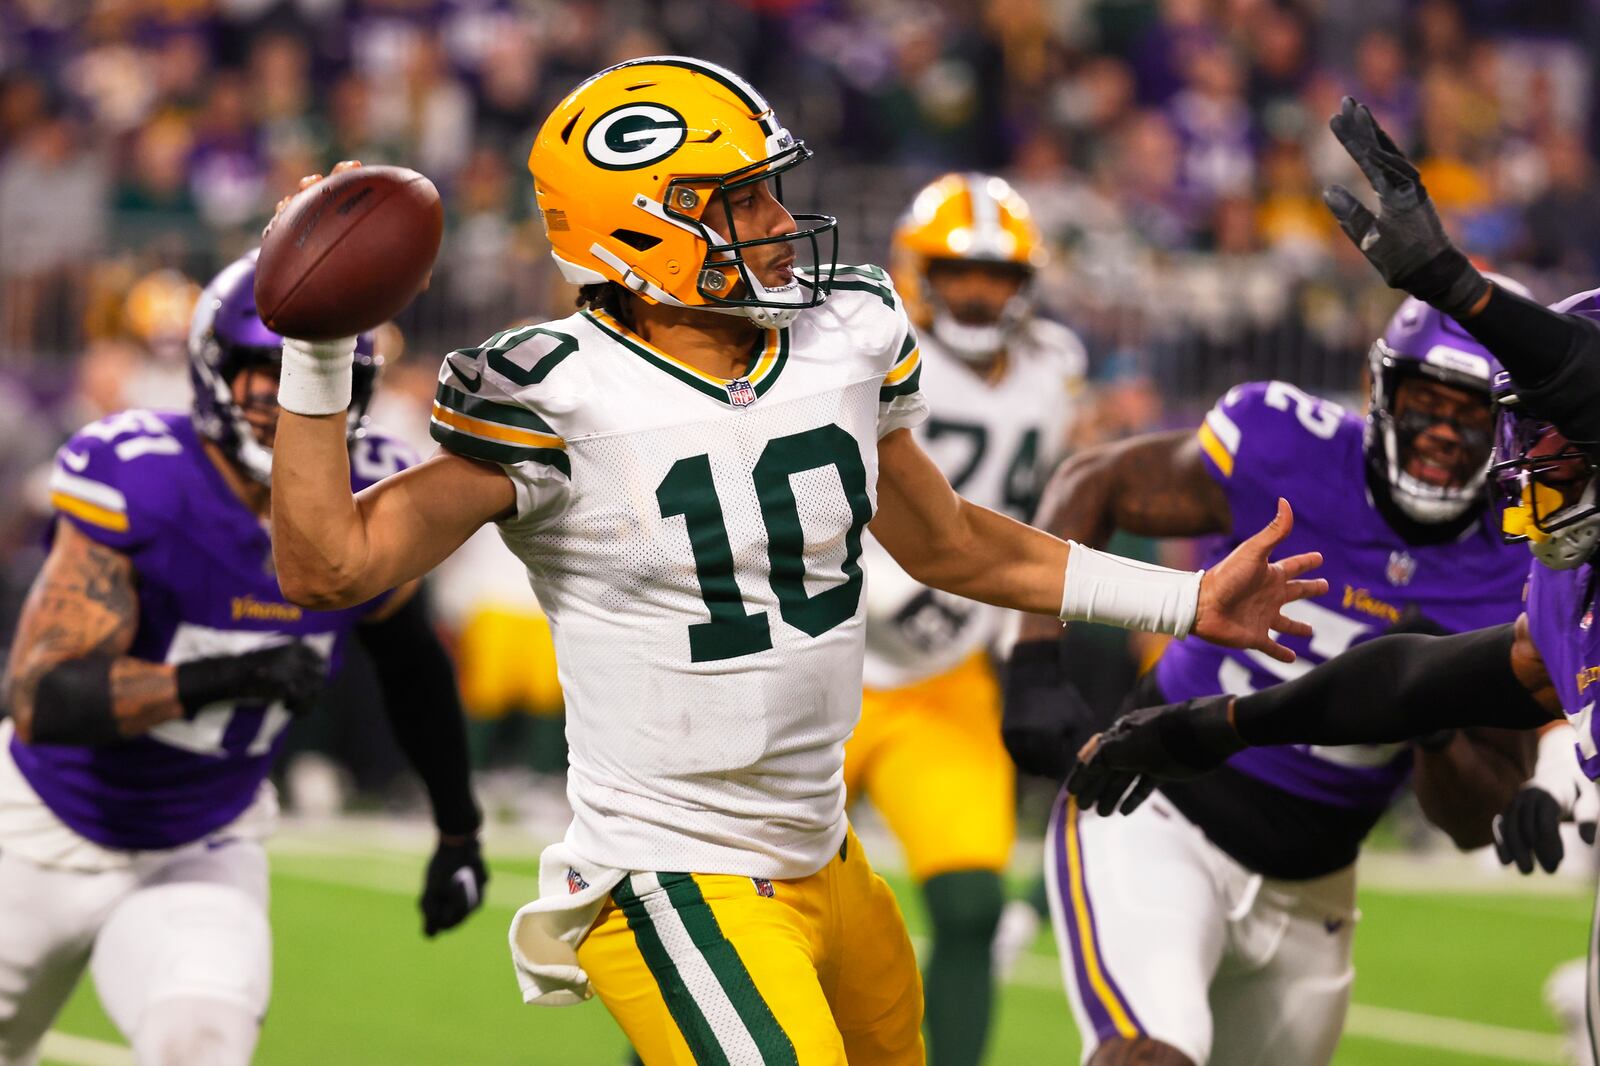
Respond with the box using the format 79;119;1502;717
931;312;1006;362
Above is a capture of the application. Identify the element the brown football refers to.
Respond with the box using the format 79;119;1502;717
255;165;443;341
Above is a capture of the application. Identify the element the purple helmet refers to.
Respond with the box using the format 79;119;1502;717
1490;286;1600;570
188;250;379;484
1365;275;1525;524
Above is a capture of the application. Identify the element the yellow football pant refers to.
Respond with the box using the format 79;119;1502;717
845;653;1015;880
455;607;563;719
578;829;925;1065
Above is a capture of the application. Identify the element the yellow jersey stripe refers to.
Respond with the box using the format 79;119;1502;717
1196;423;1235;478
1065;798;1141;1040
51;491;130;533
431;403;565;450
884;346;921;387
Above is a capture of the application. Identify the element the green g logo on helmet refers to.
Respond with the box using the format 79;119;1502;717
584;104;688;170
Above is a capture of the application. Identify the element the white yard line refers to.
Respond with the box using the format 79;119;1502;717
40;1031;133;1066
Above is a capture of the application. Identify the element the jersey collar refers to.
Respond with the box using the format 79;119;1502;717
582;308;789;407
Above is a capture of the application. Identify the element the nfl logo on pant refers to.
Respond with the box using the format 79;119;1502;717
751;878;775;898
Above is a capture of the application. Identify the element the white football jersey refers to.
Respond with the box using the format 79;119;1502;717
861;319;1084;690
431;267;927;879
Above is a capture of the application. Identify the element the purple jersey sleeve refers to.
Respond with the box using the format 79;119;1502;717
47;410;187;554
1195;381;1355;539
1525;561;1600;778
347;430;418;493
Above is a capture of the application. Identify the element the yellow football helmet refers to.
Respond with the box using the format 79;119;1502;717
529;56;837;329
891;173;1046;361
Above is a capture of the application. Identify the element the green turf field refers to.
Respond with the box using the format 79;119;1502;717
40;821;1596;1066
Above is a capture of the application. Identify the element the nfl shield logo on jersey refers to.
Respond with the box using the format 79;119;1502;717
726;378;757;407
1385;550;1416;587
566;867;591;895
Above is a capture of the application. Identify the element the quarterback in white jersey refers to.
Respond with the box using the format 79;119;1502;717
850;174;1084;1066
266;57;1325;1066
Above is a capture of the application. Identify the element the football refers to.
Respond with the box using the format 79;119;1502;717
255;164;443;341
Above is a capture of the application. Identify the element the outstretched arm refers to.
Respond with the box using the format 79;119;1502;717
1068;616;1560;810
1324;96;1600;457
873;428;1324;658
1018;430;1229;643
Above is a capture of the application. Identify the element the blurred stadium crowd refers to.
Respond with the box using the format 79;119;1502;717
3;0;1599;803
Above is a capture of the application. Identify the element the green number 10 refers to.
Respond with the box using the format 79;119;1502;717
656;424;873;663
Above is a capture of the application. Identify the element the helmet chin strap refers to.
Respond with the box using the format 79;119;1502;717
1507;480;1600;571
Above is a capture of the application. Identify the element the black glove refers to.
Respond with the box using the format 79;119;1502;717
1002;640;1097;781
175;643;326;717
1323;96;1489;318
1492;787;1592;874
421;834;488;937
1066;696;1244;816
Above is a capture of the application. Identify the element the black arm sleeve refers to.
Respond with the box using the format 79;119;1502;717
1232;623;1553;748
1461;285;1600;457
358;588;481;837
29;657;121;746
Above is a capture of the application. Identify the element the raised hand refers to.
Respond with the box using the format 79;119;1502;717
1192;498;1326;664
1322;96;1488;317
264;159;363;237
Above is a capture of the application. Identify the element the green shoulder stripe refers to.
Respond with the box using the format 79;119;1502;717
429;422;572;477
434;383;556;435
879;361;922;401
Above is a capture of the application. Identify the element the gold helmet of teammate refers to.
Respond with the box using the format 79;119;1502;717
528;55;837;330
891;173;1046;363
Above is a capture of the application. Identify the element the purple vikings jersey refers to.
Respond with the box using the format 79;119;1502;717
1156;381;1527;811
17;410;413;850
1526;562;1600;779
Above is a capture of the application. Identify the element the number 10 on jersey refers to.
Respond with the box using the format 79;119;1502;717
656;424;873;662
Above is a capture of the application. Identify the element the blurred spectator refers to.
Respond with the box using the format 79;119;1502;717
0;108;108;360
1522;131;1600;275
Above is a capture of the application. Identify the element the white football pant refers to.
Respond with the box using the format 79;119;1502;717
0;837;269;1066
1045;789;1357;1065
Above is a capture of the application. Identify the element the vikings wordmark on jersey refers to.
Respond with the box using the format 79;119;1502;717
12;411;412;853
1163;380;1527;812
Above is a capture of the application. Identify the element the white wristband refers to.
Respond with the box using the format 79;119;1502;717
1060;541;1203;639
278;336;356;416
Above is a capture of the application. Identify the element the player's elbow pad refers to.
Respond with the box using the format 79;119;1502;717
1234;624;1548;748
29;657;121;746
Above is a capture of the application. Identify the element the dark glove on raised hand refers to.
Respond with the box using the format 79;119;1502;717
421;834;488;937
1323;96;1488;318
175;643;326;718
1002;640;1097;781
1066;696;1244;816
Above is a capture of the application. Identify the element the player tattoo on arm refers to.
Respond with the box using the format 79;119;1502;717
3;523;180;741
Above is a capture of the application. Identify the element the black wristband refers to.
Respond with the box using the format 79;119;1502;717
30;657;122;746
1006;638;1065;683
1399;247;1489;319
